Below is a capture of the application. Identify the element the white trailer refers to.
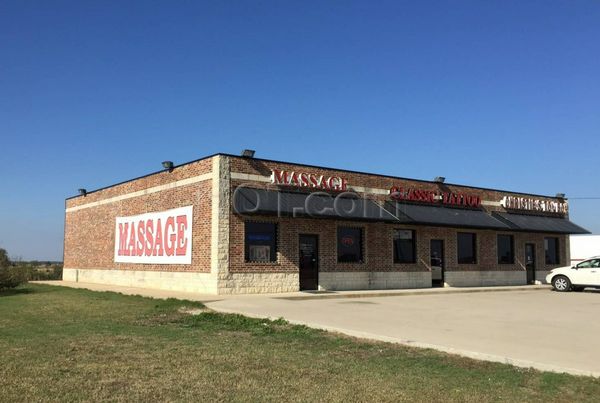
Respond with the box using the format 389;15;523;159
570;235;600;265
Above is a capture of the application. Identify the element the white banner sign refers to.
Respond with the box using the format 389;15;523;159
114;206;193;264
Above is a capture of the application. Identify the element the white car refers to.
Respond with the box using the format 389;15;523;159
546;256;600;292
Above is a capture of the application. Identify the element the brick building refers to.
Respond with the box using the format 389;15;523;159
63;152;589;294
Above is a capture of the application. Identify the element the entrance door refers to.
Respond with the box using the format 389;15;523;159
299;235;319;290
430;240;444;287
525;243;536;284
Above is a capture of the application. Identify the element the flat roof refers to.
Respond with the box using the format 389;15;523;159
66;152;564;200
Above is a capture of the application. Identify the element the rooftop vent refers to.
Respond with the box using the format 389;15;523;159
241;149;255;158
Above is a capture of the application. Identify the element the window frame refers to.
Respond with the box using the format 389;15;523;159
244;221;278;263
497;234;515;265
337;226;364;264
393;229;416;264
457;232;477;265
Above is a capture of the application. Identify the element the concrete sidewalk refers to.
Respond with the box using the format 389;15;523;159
32;280;549;301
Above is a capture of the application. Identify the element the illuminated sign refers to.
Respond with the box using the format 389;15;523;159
270;169;347;191
500;196;568;214
389;186;481;208
341;236;355;246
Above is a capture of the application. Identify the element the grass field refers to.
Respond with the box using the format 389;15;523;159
1;284;599;402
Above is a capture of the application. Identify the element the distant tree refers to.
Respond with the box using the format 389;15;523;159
0;248;9;268
0;248;27;290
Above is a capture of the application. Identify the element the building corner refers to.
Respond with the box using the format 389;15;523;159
211;155;231;294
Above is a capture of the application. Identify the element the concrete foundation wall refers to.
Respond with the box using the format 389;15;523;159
536;270;551;284
444;270;526;287
319;271;431;291
63;268;218;294
218;272;299;294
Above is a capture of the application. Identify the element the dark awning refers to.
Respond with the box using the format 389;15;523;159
384;202;511;230
492;212;590;234
233;187;400;222
233;188;589;233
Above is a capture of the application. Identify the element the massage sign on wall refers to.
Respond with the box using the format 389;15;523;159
270;169;348;191
114;206;193;264
389;186;482;208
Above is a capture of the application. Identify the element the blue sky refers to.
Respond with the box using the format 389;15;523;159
1;1;599;261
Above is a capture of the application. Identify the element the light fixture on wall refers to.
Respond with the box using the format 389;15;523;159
78;188;87;197
434;176;445;183
162;161;174;172
241;149;255;158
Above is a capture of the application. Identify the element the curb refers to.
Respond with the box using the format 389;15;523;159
275;285;551;300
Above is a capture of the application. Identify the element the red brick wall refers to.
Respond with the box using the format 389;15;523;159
227;156;568;274
67;159;213;208
229;156;563;212
64;158;213;272
63;153;569;279
229;213;567;275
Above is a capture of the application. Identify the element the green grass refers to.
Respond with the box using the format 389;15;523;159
1;284;599;402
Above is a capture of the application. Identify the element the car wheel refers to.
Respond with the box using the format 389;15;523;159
553;276;571;292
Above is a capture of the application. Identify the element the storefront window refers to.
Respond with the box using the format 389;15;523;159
337;227;363;263
497;234;514;264
393;229;416;263
544;237;560;265
457;232;477;264
245;222;277;262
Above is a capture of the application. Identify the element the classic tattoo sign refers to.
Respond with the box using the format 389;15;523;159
389;186;482;208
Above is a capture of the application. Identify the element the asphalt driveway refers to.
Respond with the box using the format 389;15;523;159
205;289;600;377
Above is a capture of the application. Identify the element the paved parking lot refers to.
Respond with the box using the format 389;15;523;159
206;289;600;376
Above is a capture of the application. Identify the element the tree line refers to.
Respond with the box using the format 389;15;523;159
0;248;63;290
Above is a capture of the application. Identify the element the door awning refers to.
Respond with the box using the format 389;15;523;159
233;187;400;222
492;212;590;234
384;201;511;230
